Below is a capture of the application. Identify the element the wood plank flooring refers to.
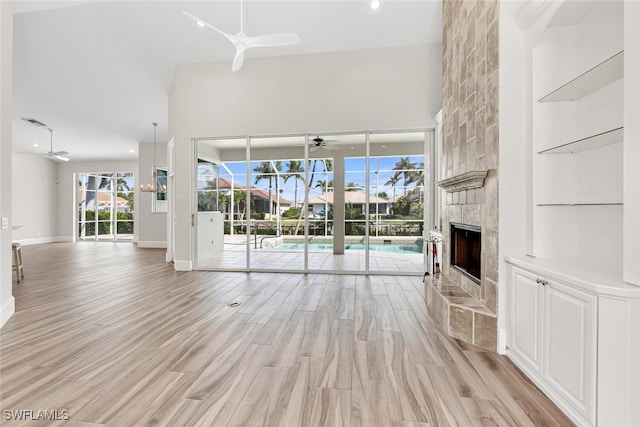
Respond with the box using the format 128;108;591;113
1;242;575;426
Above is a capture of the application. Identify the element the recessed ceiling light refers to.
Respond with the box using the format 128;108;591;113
129;149;135;153
381;145;386;148
370;0;380;10
33;143;39;148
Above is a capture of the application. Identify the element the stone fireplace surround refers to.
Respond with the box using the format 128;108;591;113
434;0;500;352
425;168;498;351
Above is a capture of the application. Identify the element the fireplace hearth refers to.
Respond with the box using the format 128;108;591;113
450;223;481;284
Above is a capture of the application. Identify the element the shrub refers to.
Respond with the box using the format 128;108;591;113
282;207;301;218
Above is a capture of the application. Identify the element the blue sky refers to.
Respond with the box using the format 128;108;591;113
213;155;424;205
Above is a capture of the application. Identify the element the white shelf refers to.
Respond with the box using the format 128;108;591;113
538;127;623;154
537;202;623;207
538;51;624;103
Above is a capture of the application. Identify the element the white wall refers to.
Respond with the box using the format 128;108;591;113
11;153;60;244
624;2;640;285
169;44;442;269
498;1;529;353
138;141;167;247
57;160;138;240
0;0;13;328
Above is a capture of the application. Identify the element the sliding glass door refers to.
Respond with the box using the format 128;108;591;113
192;130;431;275
76;172;134;241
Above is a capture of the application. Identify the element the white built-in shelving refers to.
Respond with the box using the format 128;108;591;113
537;126;623;155
538;51;624;102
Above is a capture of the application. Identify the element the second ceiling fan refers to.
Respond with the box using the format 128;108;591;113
310;136;340;152
184;0;301;72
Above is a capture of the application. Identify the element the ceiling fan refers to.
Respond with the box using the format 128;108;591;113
310;136;340;152
183;0;301;72
44;128;70;162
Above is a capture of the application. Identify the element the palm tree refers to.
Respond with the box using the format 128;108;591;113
233;189;248;220
116;177;133;210
385;174;401;202
83;175;110;210
217;192;229;213
315;179;334;193
294;158;333;235
273;161;283;217
253;162;278;216
116;177;130;192
283;160;304;208
345;181;362;192
393;157;418;195
413;162;425;186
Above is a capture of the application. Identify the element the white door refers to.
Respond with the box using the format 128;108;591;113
544;280;597;424
508;266;545;376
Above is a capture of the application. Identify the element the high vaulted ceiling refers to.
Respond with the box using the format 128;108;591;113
11;0;442;161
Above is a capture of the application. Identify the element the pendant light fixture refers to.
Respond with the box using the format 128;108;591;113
140;122;165;193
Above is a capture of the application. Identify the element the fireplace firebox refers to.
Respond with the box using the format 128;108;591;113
450;223;481;284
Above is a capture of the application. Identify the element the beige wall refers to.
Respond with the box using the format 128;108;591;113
169;44;443;270
0;0;13;328
11;153;60;244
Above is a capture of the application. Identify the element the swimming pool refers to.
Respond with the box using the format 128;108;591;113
276;242;423;254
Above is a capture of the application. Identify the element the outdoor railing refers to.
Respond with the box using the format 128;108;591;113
224;218;423;237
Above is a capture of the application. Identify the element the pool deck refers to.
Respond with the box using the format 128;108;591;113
196;234;426;274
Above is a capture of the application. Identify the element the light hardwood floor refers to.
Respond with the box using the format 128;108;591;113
1;243;574;426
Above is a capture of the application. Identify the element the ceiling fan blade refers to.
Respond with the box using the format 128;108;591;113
324;145;341;151
183;11;237;44
249;32;301;48
310;145;319;152
44;152;70;162
232;47;247;72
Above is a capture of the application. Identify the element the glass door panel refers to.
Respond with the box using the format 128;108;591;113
249;136;306;271
306;151;334;271
341;134;367;273
77;173;96;240
368;132;426;274
115;172;134;240
195;138;248;270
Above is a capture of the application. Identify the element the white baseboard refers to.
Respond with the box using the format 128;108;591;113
14;236;71;246
0;297;15;329
137;241;167;249
174;260;192;271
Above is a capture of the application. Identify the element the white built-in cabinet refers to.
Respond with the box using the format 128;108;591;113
506;258;640;426
508;263;596;424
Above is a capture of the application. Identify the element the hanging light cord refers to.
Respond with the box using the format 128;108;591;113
141;122;160;192
152;122;158;169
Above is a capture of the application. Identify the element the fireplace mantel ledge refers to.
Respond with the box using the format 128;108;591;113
437;170;489;193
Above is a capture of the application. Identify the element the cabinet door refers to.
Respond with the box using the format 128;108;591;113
508;267;545;376
544;281;597;424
